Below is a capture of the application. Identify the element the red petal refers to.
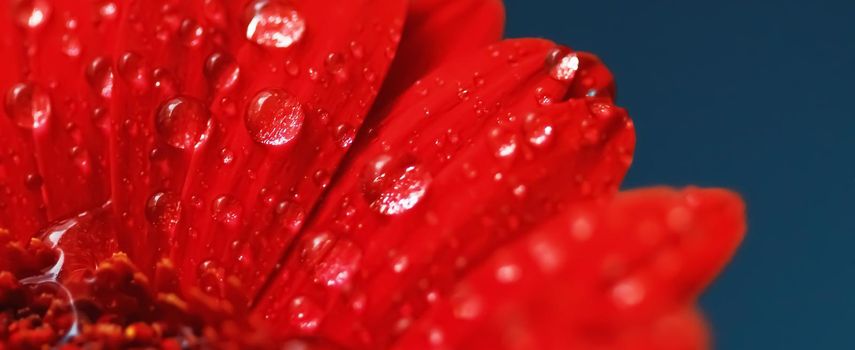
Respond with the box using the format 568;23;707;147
99;0;407;292
373;0;505;113
392;187;744;349
0;0;122;236
254;38;635;347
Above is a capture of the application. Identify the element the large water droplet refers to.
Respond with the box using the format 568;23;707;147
212;195;243;227
156;97;210;150
547;48;579;82
313;240;362;288
204;52;240;92
146;191;182;234
245;89;304;146
361;154;431;216
5;82;51;129
86;57;114;99
13;0;51;29
245;0;306;48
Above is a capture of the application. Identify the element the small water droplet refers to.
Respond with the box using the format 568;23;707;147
13;0;51;29
204;52;240;92
86;57;114;99
288;296;322;332
245;0;306;49
313;240;362;288
146;191;182;234
333;123;355;149
5;82;51;129
156;97;211;150
178;18;205;47
324;52;347;81
117;52;149;91
275;200;305;233
212;195;243;227
488;128;520;159
95;1;118;22
61;33;82;57
495;263;522;283
361;154;431;216
245;89;304;146
611;278;645;308
523;113;555;148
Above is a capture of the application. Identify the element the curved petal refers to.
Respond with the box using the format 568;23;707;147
373;0;505;113
393;187;744;349
254;38;635;347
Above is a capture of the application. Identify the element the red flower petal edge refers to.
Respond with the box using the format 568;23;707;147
0;0;746;349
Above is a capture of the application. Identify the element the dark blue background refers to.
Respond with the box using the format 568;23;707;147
504;1;854;348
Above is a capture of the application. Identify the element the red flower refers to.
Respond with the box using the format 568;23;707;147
0;0;745;349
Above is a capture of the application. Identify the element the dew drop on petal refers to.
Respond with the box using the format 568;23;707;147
313;240;362;288
523;113;555;148
156;96;210;150
488;128;520;159
204;52;240;92
611;278;645;308
5;82;51;129
275;200;305;234
146;191;181;234
333;123;355;149
547;47;579;82
86;57;114;99
212;195;243;227
245;0;306;49
245;89;304;146
178;18;205;47
361;154;431;216
117;52;149;90
13;0;51;29
288;296;322;333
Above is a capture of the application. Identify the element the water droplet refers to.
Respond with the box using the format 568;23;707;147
523;113;555;148
275;200;305;233
361;154;431;216
333;123;355;149
288;296;322;332
146;191;181;234
547;48;579;82
611;278;645;308
314;240;362;288
245;89;304;146
5;82;51;129
156;97;210;150
495;263;522;283
86;57;114;99
219;148;234;165
95;1;118;22
324;52;347;80
245;0;306;49
61;33;82;57
212;195;243;227
488;128;520;159
117;52;149;91
204;52;240;92
13;0;51;29
178;18;205;47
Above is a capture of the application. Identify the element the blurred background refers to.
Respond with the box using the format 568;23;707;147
504;0;854;348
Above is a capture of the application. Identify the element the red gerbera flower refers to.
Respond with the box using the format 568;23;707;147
0;0;745;349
